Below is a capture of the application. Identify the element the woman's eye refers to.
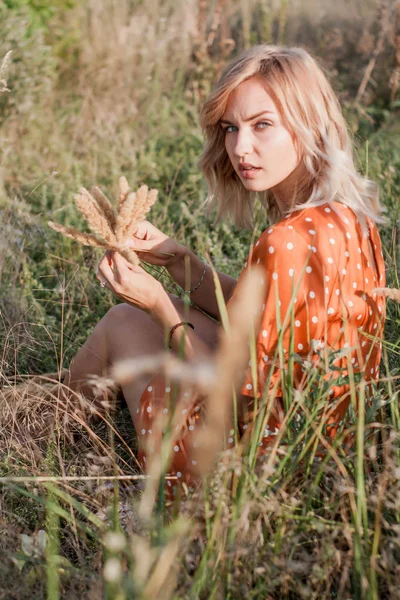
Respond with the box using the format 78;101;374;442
223;125;237;133
222;122;270;133
256;121;271;129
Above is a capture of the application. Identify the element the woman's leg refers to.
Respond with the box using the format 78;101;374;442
65;295;220;419
65;296;221;502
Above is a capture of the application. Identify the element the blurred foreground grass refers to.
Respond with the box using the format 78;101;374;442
0;1;400;598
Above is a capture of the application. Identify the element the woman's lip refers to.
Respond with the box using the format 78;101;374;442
240;167;261;179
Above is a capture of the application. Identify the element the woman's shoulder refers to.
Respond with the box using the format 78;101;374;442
256;202;340;244
265;202;361;241
255;220;309;255
251;212;321;266
253;201;363;265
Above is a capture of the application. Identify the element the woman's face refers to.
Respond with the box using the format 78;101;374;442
221;77;300;194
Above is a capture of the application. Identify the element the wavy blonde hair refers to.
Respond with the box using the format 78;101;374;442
199;45;386;232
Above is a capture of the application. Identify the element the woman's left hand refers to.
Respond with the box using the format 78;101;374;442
97;251;163;313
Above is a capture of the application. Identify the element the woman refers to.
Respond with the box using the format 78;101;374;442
66;45;386;498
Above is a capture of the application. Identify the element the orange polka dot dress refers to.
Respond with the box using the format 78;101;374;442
134;201;386;500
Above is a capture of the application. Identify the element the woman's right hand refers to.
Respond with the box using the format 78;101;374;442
126;220;185;269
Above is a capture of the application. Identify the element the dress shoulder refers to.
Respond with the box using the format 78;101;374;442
251;217;320;268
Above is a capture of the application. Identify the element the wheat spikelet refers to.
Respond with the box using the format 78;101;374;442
372;287;400;303
129;188;158;233
116;191;137;242
119;186;159;241
74;187;115;243
48;222;107;248
91;186;117;233
121;185;150;240
134;184;149;208
120;185;148;238
118;176;130;208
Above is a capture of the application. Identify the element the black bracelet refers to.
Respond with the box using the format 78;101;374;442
168;321;194;349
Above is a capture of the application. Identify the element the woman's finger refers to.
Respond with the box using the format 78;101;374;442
130;220;148;239
96;271;110;289
112;252;142;282
105;249;113;265
125;237;153;250
98;253;117;289
97;253;111;278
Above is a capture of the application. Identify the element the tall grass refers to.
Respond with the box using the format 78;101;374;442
1;0;400;598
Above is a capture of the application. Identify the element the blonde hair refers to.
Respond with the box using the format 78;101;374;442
199;45;386;232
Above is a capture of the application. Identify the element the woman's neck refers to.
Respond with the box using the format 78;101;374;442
270;162;310;217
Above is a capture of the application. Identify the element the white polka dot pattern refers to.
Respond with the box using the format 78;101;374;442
133;201;386;501
240;201;386;407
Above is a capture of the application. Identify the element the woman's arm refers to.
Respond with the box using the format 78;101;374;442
151;285;212;360
97;251;213;361
166;245;237;321
129;221;237;321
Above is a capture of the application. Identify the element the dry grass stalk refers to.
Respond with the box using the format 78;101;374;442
142;525;189;600
131;185;148;218
390;0;400;102
74;187;116;244
118;175;130;207
0;376;141;496
193;266;265;476
0;51;11;93
373;287;400;303
91;186;117;233
112;353;214;394
128;186;157;234
47;222;107;249
116;191;137;243
355;0;390;104
48;176;158;266
0;380;75;453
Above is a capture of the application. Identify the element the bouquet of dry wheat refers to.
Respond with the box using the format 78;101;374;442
48;177;158;266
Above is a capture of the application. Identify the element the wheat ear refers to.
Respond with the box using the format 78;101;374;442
74;188;115;243
50;177;156;268
128;185;148;226
48;222;106;248
128;188;158;233
121;186;158;240
118;176;130;208
116;191;137;243
91;186;117;233
372;287;400;303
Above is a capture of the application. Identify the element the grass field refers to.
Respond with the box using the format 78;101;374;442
1;1;400;598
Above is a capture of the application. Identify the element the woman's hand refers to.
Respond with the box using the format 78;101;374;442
97;251;163;313
127;220;185;269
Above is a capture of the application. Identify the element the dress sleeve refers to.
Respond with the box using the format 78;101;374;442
237;225;325;399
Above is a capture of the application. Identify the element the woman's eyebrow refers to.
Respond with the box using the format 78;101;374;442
220;110;275;124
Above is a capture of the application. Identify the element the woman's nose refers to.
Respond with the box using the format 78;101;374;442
233;128;253;157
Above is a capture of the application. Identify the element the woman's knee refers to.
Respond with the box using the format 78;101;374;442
102;302;139;326
100;303;146;340
101;303;164;360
